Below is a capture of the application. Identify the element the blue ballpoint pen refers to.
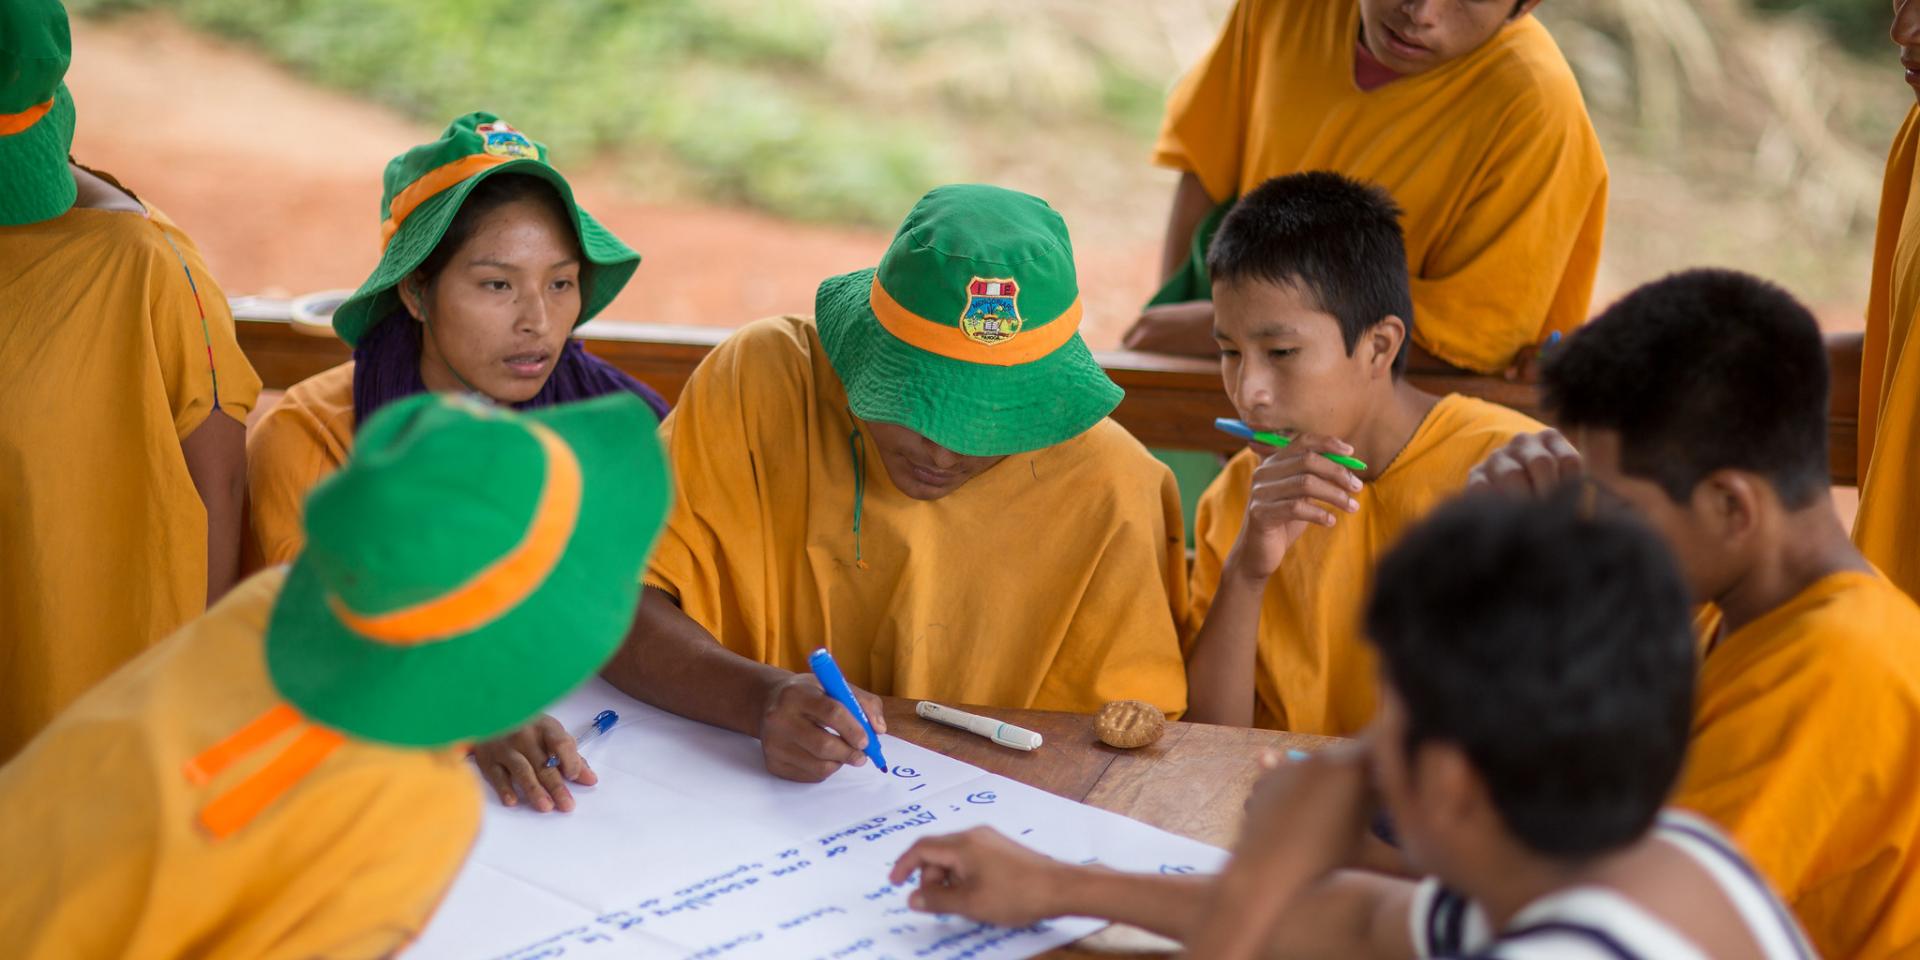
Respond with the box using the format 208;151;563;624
808;647;889;772
546;709;619;768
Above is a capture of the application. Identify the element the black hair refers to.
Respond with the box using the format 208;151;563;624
1365;488;1695;861
1206;171;1414;377
1543;268;1830;508
413;173;580;286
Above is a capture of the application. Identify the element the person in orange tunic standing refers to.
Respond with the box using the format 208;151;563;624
1129;0;1606;379
0;0;261;761
1855;0;1920;600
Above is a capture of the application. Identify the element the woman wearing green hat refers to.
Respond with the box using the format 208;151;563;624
605;183;1190;783
0;391;672;959
0;0;264;761
247;112;669;810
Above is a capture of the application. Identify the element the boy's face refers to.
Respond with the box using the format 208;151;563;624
1213;277;1384;446
1895;0;1920;102
1357;0;1533;74
1567;427;1736;605
864;420;1008;501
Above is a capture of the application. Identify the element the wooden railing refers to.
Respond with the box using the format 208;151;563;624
232;311;1862;485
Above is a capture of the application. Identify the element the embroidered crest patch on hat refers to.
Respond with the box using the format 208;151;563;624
960;277;1023;345
476;120;537;159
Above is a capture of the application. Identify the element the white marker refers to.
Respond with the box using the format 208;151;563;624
915;701;1043;751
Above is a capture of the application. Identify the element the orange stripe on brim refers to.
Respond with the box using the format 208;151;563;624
327;421;583;645
0;97;54;137
197;724;345;840
378;153;511;249
869;275;1081;366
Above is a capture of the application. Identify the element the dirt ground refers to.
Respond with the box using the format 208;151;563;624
62;13;1161;347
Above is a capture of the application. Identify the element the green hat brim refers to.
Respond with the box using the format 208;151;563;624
0;83;76;227
815;268;1122;457
330;159;639;346
264;396;670;747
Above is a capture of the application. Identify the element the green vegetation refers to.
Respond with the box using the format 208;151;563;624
69;0;1169;226
1753;0;1890;54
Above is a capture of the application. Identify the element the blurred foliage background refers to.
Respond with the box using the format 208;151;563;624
69;0;1912;308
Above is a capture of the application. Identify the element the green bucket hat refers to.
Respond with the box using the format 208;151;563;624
815;183;1122;457
265;391;670;747
330;111;639;346
0;0;77;226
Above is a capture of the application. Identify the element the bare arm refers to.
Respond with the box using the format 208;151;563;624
889;827;1415;958
1183;563;1266;726
1121;173;1225;356
1187;746;1415;960
1185;437;1363;726
603;587;789;736
602;587;886;782
1160;171;1217;283
181;409;246;605
889;828;1214;940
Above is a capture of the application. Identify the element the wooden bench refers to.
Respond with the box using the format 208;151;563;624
231;311;1863;485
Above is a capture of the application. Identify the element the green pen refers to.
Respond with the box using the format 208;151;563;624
1214;418;1369;471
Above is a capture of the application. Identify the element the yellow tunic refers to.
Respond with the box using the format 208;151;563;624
0;199;262;761
0;569;480;960
245;361;357;567
1676;572;1920;960
1154;0;1607;373
1190;395;1543;734
1857;104;1920;600
645;316;1190;715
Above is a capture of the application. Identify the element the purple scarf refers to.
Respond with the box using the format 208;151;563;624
350;311;669;428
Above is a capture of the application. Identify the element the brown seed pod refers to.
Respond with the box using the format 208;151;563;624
1094;699;1166;749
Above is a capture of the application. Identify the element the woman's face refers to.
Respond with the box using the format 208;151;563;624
404;196;583;404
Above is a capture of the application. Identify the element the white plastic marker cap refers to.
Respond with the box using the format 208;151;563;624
915;701;1043;751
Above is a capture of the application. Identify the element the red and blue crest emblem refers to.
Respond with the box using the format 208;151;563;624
475;121;538;160
959;277;1023;345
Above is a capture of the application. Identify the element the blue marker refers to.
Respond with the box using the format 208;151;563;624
808;647;889;772
546;709;619;768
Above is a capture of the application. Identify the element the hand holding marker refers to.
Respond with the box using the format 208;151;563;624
1214;418;1368;471
809;647;889;772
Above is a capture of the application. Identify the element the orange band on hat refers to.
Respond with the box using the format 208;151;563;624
379;153;511;249
0;97;54;136
328;421;583;644
868;275;1081;366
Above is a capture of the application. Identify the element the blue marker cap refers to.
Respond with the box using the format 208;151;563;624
807;647;888;773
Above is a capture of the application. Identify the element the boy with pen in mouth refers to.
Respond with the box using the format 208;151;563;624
888;493;1813;959
1184;171;1540;734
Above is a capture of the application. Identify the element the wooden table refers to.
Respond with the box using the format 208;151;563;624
878;699;1338;958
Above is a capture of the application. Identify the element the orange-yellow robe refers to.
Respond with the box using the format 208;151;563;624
0;569;480;960
1155;0;1607;373
1190;394;1542;734
645;316;1191;715
1677;571;1920;959
245;361;356;567
1857;104;1920;600
0;196;262;760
